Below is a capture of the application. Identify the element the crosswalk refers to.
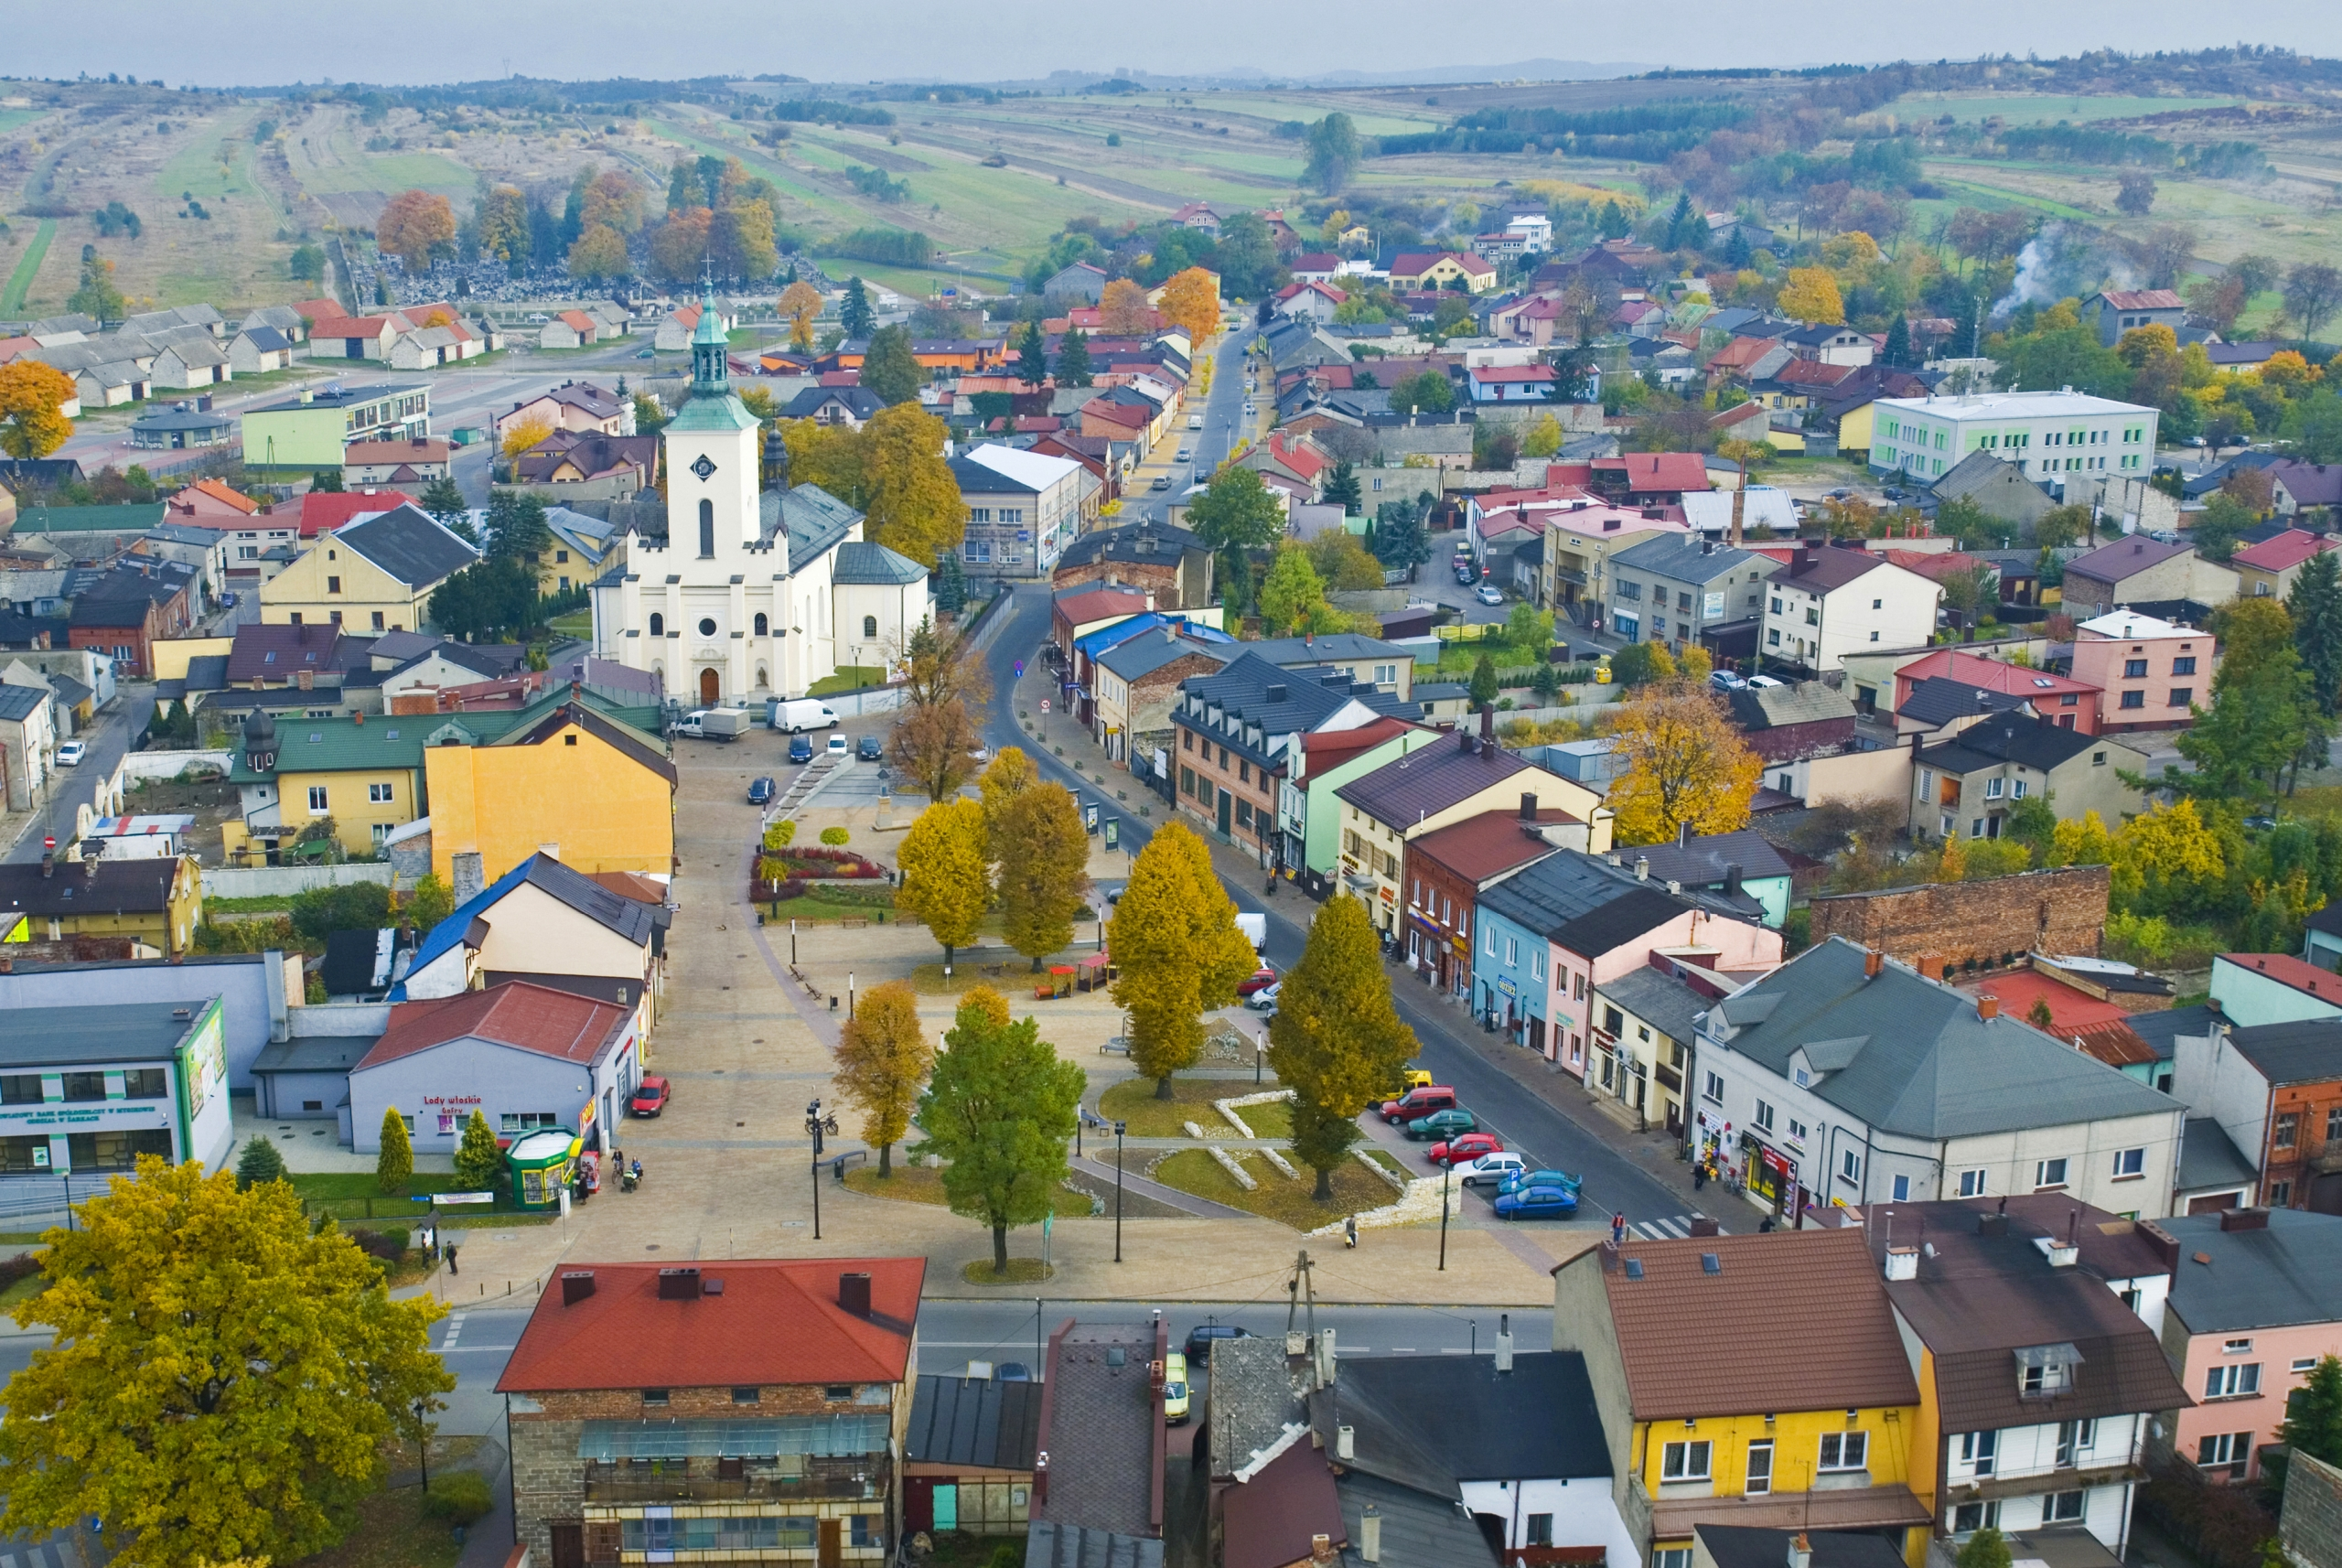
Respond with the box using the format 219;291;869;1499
0;1530;98;1568
1629;1214;1729;1241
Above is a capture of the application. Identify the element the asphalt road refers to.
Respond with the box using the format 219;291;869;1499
3;682;149;865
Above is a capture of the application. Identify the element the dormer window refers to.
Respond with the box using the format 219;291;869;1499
2016;1343;2079;1396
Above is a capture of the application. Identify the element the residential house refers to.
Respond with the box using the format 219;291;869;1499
1866;1197;2189;1561
1607;536;1778;660
1782;322;1876;367
1592;453;1713;510
2231;530;2342;599
951;445;1086;580
496;382;628;440
2082;289;2190;348
1029;1318;1167;1559
1536;502;1693;622
1276;718;1444;891
2208;954;2342;1029
1272;280;1348;324
2069;612;2218;733
1050;585;1154;671
2158;1208;2342;1481
1171;201;1223;236
1552;1229;1929;1565
1764;545;1945;674
341;436;453;488
510;432;659;499
497;1258;924;1568
539;506;624;596
903;1372;1040;1539
539;309;605;349
0;683;55;813
226;324;295;374
1236;633;1418;702
1931;452;2057;530
1472;849;1778;1071
782;386;886;430
1693;938;2186;1219
164;478;262;522
1728;681;1860;762
1042;262;1109;306
1467;363;1559;403
653;302;730;352
260;503;480;634
0;853;202;956
1090;624;1236;768
1052;522;1216;611
68;568;192;677
1913;712;2147;843
1890;649;2101;736
1625;829;1795;928
2266;460;2342;519
304;314;404;360
1388;252;1497;293
2172;1015;2342;1213
1594;961;1728;1137
1402;803;1571;1000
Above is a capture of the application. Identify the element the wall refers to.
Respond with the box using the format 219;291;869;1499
0;950;295;1092
2282;1450;2342;1568
1766;746;1911;811
424;717;673;886
2174;1029;2275;1196
349;1028;636;1155
1550;1251;1646;1545
1807;865;2111;971
2208;956;2342;1030
1937;1108;2184;1219
2172;1318;2335;1482
1635;1404;1918;1544
199;863;395;900
1455;1477;1638;1567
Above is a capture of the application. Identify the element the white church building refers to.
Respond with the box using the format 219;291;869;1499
589;288;929;706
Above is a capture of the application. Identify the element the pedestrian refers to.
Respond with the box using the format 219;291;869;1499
446;1246;459;1274
1610;1212;1625;1245
1758;1218;1775;1233
1344;1214;1359;1250
1692;1162;1706;1192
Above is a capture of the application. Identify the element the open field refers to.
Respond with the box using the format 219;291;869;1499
1885;92;2252;124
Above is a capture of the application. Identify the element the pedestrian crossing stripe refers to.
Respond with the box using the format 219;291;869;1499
1630;1215;1727;1240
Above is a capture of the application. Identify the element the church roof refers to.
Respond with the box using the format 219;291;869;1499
762;484;865;575
665;392;759;434
833;541;927;585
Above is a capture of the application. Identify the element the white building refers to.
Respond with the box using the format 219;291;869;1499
1871;391;2160;488
588;289;929;706
1762;544;1943;673
948;444;1088;581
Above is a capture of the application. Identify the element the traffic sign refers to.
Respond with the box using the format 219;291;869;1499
1040;699;1050;713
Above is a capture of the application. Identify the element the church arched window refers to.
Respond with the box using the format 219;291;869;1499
649;612;664;636
755;612;768;636
698;499;714;557
863;616;878;639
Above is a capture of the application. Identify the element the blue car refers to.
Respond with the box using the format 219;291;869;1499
788;735;813;763
1494;1183;1581;1220
1497;1168;1583;1198
747;776;776;804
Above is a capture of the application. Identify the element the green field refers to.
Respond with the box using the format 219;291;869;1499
0;109;45;139
152;107;260;207
296;145;473;196
1887;92;2250;124
1;218;56;314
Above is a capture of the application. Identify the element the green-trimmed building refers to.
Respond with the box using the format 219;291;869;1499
241;382;431;471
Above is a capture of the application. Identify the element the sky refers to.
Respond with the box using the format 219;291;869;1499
10;1;2342;89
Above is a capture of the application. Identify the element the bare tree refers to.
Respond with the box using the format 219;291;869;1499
2284;263;2342;346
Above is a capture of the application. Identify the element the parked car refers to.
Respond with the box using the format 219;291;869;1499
1429;1131;1504;1167
856;735;884;760
629;1076;671;1117
826;734;849;756
1708;670;1748;693
1176;446;1194;463
789;734;813;763
1375;1068;1433;1103
1235;966;1278;997
1380;1085;1457;1123
1163;1351;1191;1424
1185;1323;1255;1359
54;741;85;768
1405;1108;1477;1142
1499;1168;1583;1197
1475;584;1506;607
995;1361;1032;1381
1151;474;1172;491
1456;567;1477;586
1456;1151;1530;1188
1246;981;1280;1012
770;697;839;734
1746;674;1784;690
1494;1182;1581;1219
747;777;776;804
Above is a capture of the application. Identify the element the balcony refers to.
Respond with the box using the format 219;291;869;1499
583;1459;884;1506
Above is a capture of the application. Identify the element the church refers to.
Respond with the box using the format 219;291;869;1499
588;286;930;706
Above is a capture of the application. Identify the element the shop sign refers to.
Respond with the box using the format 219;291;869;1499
1451;934;1469;952
1496;977;1518;1000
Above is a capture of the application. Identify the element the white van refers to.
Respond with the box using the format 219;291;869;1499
1187;413;1204;431
769;698;840;734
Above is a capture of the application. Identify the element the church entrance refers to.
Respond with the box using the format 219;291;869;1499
700;668;720;704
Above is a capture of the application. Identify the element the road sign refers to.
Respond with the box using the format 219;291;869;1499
1040;699;1051;714
1015;660;1025;678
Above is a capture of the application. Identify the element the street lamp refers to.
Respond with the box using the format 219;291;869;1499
805;1099;838;1240
1113;1121;1126;1263
414;1399;431;1492
1437;1162;1452;1273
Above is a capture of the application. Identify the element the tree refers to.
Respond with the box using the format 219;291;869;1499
565;223;628;283
778;279;824;352
1323;459;1363;515
2280;1355;2342;1469
916;987;1084;1273
1156;267;1220;345
1110;822;1258;1097
1304;113;1361;194
1014;319;1049;387
1469;653;1500;711
1606;682;1764;845
1370;496;1431;573
475;185;530;263
2282;389;2342;466
1186;466;1286;599
711;199;778;281
1258;542;1331;637
0;360;78;460
500;415;554;463
1778;267;1846;326
1389;369;1456;416
1307;529;1385;591
1958;1529;2014;1568
1056;328;1093;388
69;253;125;322
996;782;1091;967
452;1109;503;1192
288;242;326;283
835;980;935;1176
376;1107;413;1194
2283;263;2342;346
427;557;535;641
933;549;969;614
890;696;983;803
840;277;876;338
414;478;473;543
861;324;923;407
863;403;966;564
2116;172;2157;217
0;1158;450;1568
234;1135;286;1189
1520;412;1564;458
2293;547;2342;715
1267;893;1418;1197
646;207;713;283
484;488;553;563
376;189;456;270
978;744;1039;848
897;798;991;971
1100;277;1154;335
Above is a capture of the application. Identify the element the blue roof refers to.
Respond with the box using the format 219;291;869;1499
1072;613;1231;661
390;854;535;999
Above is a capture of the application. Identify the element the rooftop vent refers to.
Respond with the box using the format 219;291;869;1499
2219;1208;2270;1233
1884;1245;1918;1282
1623;1258;1645;1281
657;1267;703;1300
838;1272;872;1317
562;1270;596;1305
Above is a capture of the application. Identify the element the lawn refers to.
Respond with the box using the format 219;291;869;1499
1151;1148;1403;1230
0;219;56;316
1098;1075;1279;1138
547;609;593;639
284;1476;467;1568
809;666;886;695
845;1165;950;1205
1238;1099;1293;1140
296;149;474;197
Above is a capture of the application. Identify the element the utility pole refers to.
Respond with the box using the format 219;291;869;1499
1284;1247;1318;1341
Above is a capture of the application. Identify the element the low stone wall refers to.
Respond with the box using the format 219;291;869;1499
201;863;395;901
120;749;231;783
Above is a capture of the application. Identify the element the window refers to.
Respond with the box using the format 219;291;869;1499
306;785;328;811
1985;778;2004;800
697;617;717;638
1527;1515;1554;1548
2055;1419;2095;1466
2275;1112;2299;1151
1703;1071;1724;1104
649;613;663;636
1755;1100;1775;1132
1485;926;1497;956
863;615;878;638
1656;1552;1692;1568
642;1389;671;1407
2330;1106;2342;1144
1818;1432;1867;1473
1892;1175;1912;1201
2272;1179;2294;1206
59;1072;108;1102
1533;951;1548;982
2112;1147;2144;1179
1841;1149;1862;1184
369;782;393;803
698;499;714;556
1746;1440;1774;1495
2093;750;2108;767
2174;657;2197;675
1505;938;1519;966
2012;779;2028;799
123;1069;168;1100
2120;691;2145;709
2169;688;2193;707
1788;1118;1808;1147
2035;1157;2068;1190
2043;1491;2085;1523
326;575;341;595
1959;1168;1987;1197
2205;1362;2261;1399
2296;1358;2321;1374
2199;1432;2254;1469
733;1386;760;1404
2019;1350;2074;1394
0;1075;46;1106
2125;659;2148;678
1660;1440;1712;1481
371;611;386;630
500;1112;558;1133
1952;1502;2001;1535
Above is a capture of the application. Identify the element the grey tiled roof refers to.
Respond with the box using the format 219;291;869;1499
337;504;480;588
1307;1352;1608;1490
831;541;926;585
2163;1208;2342;1331
1896;675;2031;727
2120;1002;2216;1063
1609;533;1765;585
2219;1016;2342;1086
1916;711;2105;775
1728;681;1855;729
1333;735;1529;827
1598;967;1713;1046
2176;1117;2259;1194
1333;1472;1492;1568
1624;829;1792;888
1037;1323;1159;1537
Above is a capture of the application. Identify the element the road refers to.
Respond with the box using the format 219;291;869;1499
3;682;149;865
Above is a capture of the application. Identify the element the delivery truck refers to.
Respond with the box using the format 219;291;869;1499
673;708;751;741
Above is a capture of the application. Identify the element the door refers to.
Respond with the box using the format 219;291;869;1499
819;1517;843;1568
2311;1173;2342;1215
934;1484;959;1530
700;668;720;704
905;1477;937;1535
1216;787;1232;837
550;1524;585;1568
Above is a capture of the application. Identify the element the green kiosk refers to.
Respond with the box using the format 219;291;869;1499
506;1127;582;1209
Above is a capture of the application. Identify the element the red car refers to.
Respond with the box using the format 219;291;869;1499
1235;966;1278;997
1380;1085;1458;1123
629;1076;671;1117
1430;1132;1504;1167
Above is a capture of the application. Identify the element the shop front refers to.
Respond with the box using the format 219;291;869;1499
1741;1132;1796;1214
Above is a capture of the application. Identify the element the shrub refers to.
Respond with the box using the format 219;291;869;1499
346;1228;406;1262
820;826;850;846
0;1251;42;1292
235;1136;287;1188
762;820;797;851
422;1470;496;1525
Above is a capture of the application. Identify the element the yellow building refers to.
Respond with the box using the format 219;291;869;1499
422;697;676;884
225;710;428;860
1553;1229;1930;1568
1836;400;1881;461
0;854;202;955
1389;251;1499;293
260;501;479;633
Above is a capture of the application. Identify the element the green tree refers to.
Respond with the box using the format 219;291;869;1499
1323;459;1362;515
915;987;1084;1273
69;253;126;322
376;1107;413;1195
452;1110;503;1193
0;1158;451;1568
2293;548;2342;715
2190;491;2256;564
1014;319;1048;387
995;782;1091;968
2282;388;2342;466
1881;315;1911;368
897;798;992;972
484;489;553;563
1186;466;1287;605
1267;893;1419;1197
234;1135;287;1189
835;980;935;1176
415;477;475;543
861;324;923;406
933;549;969;613
840;276;876;338
1389;369;1456;416
1055;328;1093;388
1957;1529;2014;1568
1370;496;1431;573
2281;1354;2342;1468
1303;113;1361;194
403;873;455;934
1469;653;1499;711
288;243;326;283
1110;822;1258;1097
1258;542;1331;637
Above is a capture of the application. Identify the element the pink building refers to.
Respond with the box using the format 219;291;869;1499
2070;609;2219;733
164;478;263;521
2159;1207;2342;1483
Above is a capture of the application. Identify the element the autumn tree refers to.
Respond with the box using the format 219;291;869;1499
979;745;1039;842
861;324;924;406
915;987;1084;1274
475;186;530;263
1156;267;1221;344
778;279;824;352
1267;892;1418;1197
376;189;456;270
1606;678;1764;844
1777;267;1846;326
376;1106;413;1194
1109;822;1258;1097
566;224;628;283
834;980;935;1176
649;207;714;284
712;199;778;281
1100;277;1153;335
0;360;78;460
500;413;554;462
582;169;646;234
781;403;967;565
0;1158;452;1568
996;782;1091;967
1258;542;1333;637
897;797;991;972
69;253;125;322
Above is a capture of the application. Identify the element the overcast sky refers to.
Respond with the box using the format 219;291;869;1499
10;2;2342;89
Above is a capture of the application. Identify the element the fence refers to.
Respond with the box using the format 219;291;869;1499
0;1171;126;1231
201;863;395;901
119;748;232;784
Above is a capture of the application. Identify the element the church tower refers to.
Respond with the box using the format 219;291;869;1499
660;278;766;561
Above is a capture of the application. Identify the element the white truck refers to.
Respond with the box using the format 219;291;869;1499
768;697;841;733
673;708;751;741
1235;912;1266;956
1187;413;1205;431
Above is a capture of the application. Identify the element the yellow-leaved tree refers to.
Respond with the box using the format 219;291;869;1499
1776;267;1846;326
834;979;934;1176
375;188;456;271
0;360;79;460
2111;799;2225;907
500;414;554;462
1109;822;1258;1097
1155;267;1221;345
0;1158;451;1568
783;404;967;567
1100;277;1154;335
897;797;992;972
1267;892;1418;1198
779;279;825;352
2048;810;2115;868
1605;674;1763;845
996;781;1092;968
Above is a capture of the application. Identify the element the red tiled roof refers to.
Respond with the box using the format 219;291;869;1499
1774;359;1854;388
2098;289;2184;312
358;982;630;1071
289;297;344;324
299;489;404;537
177;478;261;513
2233;529;2342;574
344;438;452;466
497;1257;926;1393
2072;1020;2161;1069
1290;252;1341;273
1265;435;1326;480
1410;807;1573;884
1471;364;1558;384
556;310;596;332
1054;587;1152;626
1705;338;1777;372
1595;452;1712;493
1881;548;1986;583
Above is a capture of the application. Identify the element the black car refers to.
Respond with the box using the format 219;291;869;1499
747;777;776;804
1184;1323;1255;1359
856;735;884;761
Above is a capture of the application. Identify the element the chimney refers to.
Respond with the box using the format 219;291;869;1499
1598;1239;1621;1272
1457;729;1475;753
1495;1313;1514;1373
2219;1208;2271;1232
1789;1535;1813;1568
1337;1425;1356;1460
1689;1216;1721;1237
352;710;363;725
1864;950;1883;979
2046;1235;2079;1268
1520;792;1538;821
1311;1536;1337;1568
1724;864;1744;897
839;1272;873;1316
450;851;485;908
1634;856;1649;881
1479;704;1494;743
2139;1219;2183;1272
656;1267;703;1300
1977;995;1999;1020
40;852;53;879
561;1270;596;1305
1360;1508;1382;1564
1977;1212;2009;1238
1265;683;1288;703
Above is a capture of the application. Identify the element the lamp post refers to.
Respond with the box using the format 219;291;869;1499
848;972;855;1019
1254;1043;1264;1086
1437;1162;1452;1272
1113;1120;1126;1263
805;1099;837;1240
790;918;797;967
414;1399;431;1492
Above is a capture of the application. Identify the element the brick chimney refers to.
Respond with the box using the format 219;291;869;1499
1977;995;1999;1020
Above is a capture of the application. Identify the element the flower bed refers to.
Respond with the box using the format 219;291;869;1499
751;846;888;895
